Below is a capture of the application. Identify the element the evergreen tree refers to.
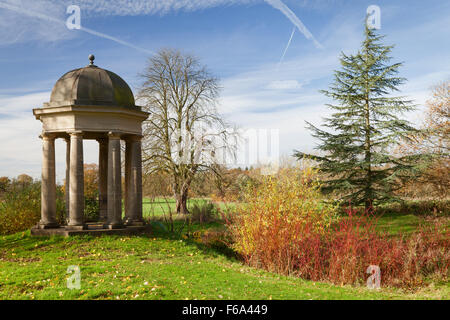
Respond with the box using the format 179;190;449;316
294;24;419;208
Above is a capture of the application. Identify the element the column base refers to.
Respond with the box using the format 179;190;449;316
98;217;108;223
38;222;60;229
66;224;87;231
103;223;124;230
124;219;145;227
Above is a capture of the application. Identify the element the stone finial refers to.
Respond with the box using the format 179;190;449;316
88;54;95;66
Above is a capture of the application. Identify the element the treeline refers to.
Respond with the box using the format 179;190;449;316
142;166;259;202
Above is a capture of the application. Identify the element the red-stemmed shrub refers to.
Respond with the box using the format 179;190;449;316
225;172;449;287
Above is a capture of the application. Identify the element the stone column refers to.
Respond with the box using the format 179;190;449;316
125;136;144;226
65;137;70;224
97;138;108;222
67;131;85;230
39;133;58;229
124;140;131;223
104;132;123;229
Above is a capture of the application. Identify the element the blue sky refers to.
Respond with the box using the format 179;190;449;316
0;0;449;180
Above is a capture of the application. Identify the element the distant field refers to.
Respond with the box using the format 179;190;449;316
142;197;202;217
142;197;235;218
142;197;449;235
372;203;449;235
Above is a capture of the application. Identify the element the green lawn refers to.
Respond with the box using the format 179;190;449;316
0;199;448;300
142;197;212;217
376;213;430;234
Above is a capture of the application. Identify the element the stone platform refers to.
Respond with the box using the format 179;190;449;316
31;223;150;237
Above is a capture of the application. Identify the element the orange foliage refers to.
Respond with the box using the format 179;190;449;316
397;81;449;199
83;163;99;199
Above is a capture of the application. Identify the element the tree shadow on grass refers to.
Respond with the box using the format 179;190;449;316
142;219;240;261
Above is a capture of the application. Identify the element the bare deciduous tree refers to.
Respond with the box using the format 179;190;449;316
138;49;234;214
397;81;449;198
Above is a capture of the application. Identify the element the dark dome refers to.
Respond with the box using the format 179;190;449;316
50;63;135;108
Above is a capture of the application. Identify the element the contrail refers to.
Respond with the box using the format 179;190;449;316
80;27;153;55
264;0;323;49
0;1;153;55
277;26;295;71
1;0;319;53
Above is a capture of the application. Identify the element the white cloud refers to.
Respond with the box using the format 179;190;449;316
0;92;99;181
0;91;49;113
266;80;303;90
0;93;45;179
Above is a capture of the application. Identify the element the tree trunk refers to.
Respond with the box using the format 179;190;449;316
175;188;189;214
364;98;372;211
364;102;373;211
364;52;373;210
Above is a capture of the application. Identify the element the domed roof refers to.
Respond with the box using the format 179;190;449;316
49;55;135;108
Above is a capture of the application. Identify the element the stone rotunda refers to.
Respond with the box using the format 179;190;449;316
31;55;149;236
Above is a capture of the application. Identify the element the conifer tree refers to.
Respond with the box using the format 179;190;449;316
295;24;418;208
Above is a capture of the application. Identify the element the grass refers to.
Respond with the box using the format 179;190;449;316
143;197;210;218
0;198;448;300
375;209;449;235
1;229;448;300
376;213;430;234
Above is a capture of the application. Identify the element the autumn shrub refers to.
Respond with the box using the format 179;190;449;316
226;167;339;274
0;181;41;235
0;180;67;234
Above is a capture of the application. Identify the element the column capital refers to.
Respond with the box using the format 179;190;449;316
108;131;121;139
127;134;143;142
96;137;108;144
39;132;57;140
68;130;84;137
